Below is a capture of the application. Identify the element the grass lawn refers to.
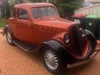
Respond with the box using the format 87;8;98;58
0;20;6;28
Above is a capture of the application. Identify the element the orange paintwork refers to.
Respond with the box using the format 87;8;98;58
7;3;75;44
7;3;90;59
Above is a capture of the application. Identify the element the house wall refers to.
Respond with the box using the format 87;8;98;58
75;4;100;15
85;0;100;2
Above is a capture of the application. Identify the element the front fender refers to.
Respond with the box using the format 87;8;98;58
85;29;97;50
43;40;65;51
41;40;67;58
39;40;77;63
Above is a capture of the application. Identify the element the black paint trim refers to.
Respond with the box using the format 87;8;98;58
85;29;97;52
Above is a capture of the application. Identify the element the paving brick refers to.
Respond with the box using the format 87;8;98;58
0;29;100;75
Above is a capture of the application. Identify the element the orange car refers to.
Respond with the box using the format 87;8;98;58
3;3;99;75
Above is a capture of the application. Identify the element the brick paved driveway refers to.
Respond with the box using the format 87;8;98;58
0;29;100;75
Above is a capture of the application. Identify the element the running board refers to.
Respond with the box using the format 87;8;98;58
12;39;36;52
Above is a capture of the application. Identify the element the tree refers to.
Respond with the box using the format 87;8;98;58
7;0;24;18
29;0;42;2
18;0;24;3
1;0;24;18
1;0;11;19
5;0;11;18
51;0;84;19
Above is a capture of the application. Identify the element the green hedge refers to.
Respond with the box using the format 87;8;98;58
0;20;6;28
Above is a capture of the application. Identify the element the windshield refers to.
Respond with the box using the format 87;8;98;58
31;6;56;18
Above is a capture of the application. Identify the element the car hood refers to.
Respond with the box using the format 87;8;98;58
34;16;75;31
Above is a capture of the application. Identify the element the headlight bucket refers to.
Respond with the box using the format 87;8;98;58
80;28;86;38
64;34;70;44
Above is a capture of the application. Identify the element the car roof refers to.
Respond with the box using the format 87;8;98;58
15;3;55;9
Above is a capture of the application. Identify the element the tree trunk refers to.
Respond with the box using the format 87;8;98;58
5;1;11;19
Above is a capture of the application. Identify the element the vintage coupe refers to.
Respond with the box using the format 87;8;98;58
3;3;99;75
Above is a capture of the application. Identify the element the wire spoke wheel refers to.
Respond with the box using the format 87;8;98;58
44;49;58;70
42;46;67;75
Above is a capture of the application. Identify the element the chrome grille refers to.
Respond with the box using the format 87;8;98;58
70;25;83;55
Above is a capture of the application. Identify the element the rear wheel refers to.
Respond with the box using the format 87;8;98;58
6;30;14;45
42;46;67;75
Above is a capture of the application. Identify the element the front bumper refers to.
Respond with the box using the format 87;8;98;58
67;48;100;68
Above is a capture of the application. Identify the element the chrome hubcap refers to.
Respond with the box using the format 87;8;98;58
7;31;12;43
44;50;58;70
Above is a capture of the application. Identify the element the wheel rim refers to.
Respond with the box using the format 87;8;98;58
7;31;12;43
44;49;58;70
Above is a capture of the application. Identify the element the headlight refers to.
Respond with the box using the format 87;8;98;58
64;34;70;43
81;29;86;37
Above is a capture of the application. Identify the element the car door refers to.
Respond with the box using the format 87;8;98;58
16;8;34;43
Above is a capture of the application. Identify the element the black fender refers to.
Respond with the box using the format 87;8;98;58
39;40;76;63
40;40;67;58
4;25;13;34
85;29;97;50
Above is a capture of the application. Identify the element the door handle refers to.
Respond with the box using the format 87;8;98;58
27;24;31;26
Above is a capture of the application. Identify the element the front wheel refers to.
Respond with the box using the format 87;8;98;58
42;46;67;75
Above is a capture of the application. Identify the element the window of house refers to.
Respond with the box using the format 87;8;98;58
18;9;29;20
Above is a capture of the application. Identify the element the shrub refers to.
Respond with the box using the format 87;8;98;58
51;0;84;19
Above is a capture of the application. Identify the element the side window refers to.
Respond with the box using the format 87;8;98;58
18;9;29;20
31;8;42;18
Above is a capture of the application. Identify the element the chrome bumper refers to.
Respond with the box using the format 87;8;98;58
67;49;100;68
